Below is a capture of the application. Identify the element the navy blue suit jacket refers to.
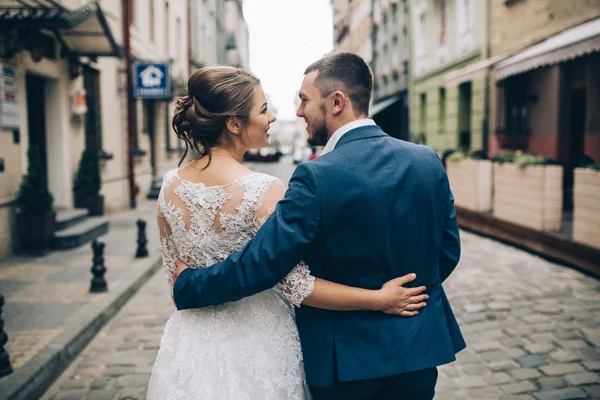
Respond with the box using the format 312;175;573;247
173;125;466;387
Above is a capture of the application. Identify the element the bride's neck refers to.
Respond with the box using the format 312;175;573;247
211;145;246;164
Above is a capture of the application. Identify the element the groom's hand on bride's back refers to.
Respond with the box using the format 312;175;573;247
378;273;428;317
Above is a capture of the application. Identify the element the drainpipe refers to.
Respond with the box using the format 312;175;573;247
123;0;136;208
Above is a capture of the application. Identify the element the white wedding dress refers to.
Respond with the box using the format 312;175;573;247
147;169;315;400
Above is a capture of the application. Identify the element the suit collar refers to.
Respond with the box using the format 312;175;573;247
334;125;387;150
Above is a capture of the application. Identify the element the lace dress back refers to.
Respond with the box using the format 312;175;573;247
146;169;313;400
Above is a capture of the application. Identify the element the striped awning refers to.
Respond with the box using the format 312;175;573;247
494;17;600;81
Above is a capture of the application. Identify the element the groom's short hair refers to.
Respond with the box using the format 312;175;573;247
304;52;373;117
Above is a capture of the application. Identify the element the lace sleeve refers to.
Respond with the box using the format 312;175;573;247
157;200;178;292
277;261;316;307
254;179;315;307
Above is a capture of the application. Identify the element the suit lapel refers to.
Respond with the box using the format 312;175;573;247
334;125;388;150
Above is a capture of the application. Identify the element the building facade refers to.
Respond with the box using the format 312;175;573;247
409;0;490;153
370;0;410;140
489;0;600;162
116;0;189;210
0;0;204;259
332;0;373;62
488;0;600;212
0;0;130;258
332;0;352;51
224;0;250;69
190;0;227;69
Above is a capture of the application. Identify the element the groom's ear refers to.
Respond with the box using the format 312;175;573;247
331;90;346;116
226;116;242;135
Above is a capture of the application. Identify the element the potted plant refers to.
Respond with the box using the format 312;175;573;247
573;161;600;249
73;150;104;216
16;147;55;254
493;151;563;231
445;150;493;213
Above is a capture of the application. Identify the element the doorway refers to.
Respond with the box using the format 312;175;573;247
563;88;586;211
84;67;103;153
372;95;409;141
26;74;48;182
458;81;472;150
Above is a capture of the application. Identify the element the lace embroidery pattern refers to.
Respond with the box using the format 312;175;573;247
148;169;313;399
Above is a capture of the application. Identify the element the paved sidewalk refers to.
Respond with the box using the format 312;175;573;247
437;232;600;399
41;230;600;400
0;200;163;400
41;267;171;400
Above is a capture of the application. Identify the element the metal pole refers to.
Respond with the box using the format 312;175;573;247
123;0;136;209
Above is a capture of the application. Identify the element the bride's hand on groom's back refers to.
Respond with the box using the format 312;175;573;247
378;274;428;317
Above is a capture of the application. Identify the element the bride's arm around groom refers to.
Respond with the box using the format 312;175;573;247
173;161;369;309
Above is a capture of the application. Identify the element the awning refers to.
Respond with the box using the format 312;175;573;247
0;0;120;58
369;94;402;118
494;17;600;81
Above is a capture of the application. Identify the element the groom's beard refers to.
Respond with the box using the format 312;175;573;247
307;108;329;147
307;124;328;146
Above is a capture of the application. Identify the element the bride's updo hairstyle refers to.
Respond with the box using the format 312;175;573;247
172;66;260;166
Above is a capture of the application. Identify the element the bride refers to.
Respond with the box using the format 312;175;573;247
146;66;428;399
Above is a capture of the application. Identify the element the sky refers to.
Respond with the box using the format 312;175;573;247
243;0;333;121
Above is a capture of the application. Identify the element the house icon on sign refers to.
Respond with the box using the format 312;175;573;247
140;65;163;87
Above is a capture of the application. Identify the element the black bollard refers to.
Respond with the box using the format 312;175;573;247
135;219;148;258
90;239;108;293
0;293;13;378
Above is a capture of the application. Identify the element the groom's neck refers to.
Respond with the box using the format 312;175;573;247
329;114;369;136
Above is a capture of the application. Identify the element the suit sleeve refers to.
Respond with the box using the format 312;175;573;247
173;163;321;309
439;174;461;283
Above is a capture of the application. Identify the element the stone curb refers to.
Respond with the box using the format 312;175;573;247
0;253;163;400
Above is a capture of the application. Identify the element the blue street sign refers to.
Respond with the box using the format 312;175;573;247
133;63;171;99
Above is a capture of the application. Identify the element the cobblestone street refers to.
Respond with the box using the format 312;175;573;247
41;221;600;399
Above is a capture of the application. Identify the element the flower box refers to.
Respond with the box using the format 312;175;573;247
446;159;493;212
493;164;563;231
573;168;600;249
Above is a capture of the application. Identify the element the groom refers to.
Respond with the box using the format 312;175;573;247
173;52;465;399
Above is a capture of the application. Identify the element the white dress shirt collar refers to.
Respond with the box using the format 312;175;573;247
320;119;376;156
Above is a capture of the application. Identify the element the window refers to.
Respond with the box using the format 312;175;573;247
149;0;155;42
420;93;427;138
439;87;446;134
439;0;446;45
164;1;169;53
177;17;182;63
83;67;103;153
458;82;472;150
504;76;530;135
457;0;472;36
